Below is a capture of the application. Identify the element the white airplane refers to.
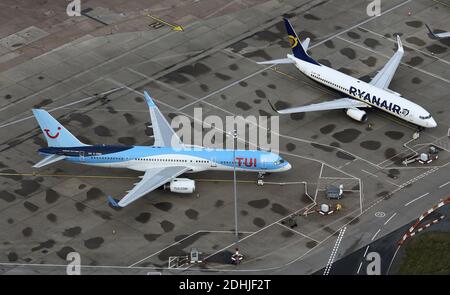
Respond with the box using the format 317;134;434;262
32;91;291;207
425;24;450;39
258;19;437;129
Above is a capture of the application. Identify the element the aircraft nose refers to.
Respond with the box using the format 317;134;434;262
283;162;292;171
429;118;437;128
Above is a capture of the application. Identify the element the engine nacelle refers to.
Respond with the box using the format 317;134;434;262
345;108;368;122
164;178;195;194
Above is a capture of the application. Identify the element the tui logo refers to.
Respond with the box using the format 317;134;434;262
235;157;257;167
44;127;61;139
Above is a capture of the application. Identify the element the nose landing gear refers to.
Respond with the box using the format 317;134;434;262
257;172;265;186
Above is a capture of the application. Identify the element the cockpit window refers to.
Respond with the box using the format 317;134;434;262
274;159;285;165
419;114;431;119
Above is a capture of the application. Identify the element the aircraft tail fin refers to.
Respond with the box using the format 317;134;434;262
32;109;86;147
283;18;319;65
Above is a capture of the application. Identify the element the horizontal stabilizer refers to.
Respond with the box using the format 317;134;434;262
301;37;310;51
257;58;294;65
33;154;66;168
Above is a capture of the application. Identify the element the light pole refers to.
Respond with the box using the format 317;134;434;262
232;129;238;242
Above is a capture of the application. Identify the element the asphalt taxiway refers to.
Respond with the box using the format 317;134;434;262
0;0;449;274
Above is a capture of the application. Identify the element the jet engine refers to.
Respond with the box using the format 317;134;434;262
345;108;368;122
164;178;195;194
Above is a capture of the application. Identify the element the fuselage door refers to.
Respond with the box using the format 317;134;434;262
79;151;85;162
260;157;267;170
210;157;217;167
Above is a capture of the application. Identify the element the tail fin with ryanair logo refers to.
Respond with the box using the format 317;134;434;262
257;18;319;66
283;18;319;65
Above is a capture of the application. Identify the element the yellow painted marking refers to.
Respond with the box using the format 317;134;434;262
0;172;299;185
288;35;298;48
270;67;297;80
146;14;183;31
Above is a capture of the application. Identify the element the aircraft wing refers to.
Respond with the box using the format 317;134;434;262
144;91;184;149
270;97;369;114
115;166;190;207
370;35;404;90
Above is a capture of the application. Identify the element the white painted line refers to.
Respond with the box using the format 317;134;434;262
387;246;401;275
320;177;356;180
0;86;124;129
363;245;370;258
384;212;397;225
359;178;363;214
128;229;256;268
357;261;363;274
323;227;347;275
439;181;450;189
178;65;273;111
405;192;430;207
371;229;381;241
361;169;378;178
129;230;201;267
276;222;320;243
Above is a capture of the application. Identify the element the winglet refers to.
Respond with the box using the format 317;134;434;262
396;35;403;53
144;91;156;108
107;196;121;208
301;37;310;51
425;24;438;39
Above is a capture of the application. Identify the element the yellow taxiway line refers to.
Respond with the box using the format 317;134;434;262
0;172;303;185
146;14;183;31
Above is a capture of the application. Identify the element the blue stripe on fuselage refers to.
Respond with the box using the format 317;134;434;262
38;145;133;156
38;145;287;171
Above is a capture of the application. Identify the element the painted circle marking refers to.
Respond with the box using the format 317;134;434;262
375;211;386;218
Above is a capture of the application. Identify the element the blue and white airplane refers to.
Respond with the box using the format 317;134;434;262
32;91;291;207
259;19;437;129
